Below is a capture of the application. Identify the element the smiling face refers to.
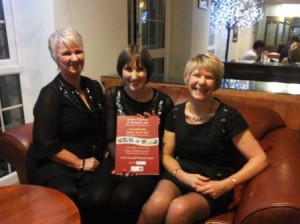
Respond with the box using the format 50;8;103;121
187;67;216;101
56;42;85;78
184;54;224;95
122;59;148;93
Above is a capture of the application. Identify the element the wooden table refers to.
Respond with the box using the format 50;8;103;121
0;184;81;224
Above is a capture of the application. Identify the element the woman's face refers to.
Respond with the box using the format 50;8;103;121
56;42;85;77
122;60;147;92
187;67;216;101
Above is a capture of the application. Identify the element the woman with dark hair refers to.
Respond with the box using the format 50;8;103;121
94;44;174;224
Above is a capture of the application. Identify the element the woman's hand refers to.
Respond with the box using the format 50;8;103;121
176;170;210;191
137;110;156;118
82;157;100;172
176;170;233;199
195;179;233;199
111;169;137;177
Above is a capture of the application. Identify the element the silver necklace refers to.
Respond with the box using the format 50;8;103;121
189;101;215;122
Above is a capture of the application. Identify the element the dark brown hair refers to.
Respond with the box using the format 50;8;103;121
116;44;153;81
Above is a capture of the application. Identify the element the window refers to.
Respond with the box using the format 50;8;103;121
0;0;24;185
128;0;167;82
0;1;9;59
0;74;24;133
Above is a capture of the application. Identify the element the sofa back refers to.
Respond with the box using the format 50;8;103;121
0;123;33;184
155;86;286;140
0;85;286;186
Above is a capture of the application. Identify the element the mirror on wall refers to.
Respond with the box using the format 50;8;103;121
264;16;300;52
264;16;291;51
258;2;300;53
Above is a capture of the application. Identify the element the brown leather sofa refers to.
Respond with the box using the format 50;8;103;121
1;85;300;224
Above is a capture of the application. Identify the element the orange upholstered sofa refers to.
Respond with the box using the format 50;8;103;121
1;84;300;224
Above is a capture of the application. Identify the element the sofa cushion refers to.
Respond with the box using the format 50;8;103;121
218;100;286;140
259;139;272;151
229;139;272;210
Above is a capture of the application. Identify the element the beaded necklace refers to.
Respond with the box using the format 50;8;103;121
189;100;215;122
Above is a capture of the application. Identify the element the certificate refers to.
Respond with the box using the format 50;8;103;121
115;115;159;175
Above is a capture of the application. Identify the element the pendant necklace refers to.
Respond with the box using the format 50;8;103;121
189;100;215;122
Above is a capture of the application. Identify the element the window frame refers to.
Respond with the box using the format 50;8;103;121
0;0;23;185
0;0;22;75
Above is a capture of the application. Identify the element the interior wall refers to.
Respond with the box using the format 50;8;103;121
13;0;56;123
233;27;256;61
168;0;193;82
168;0;211;82
53;0;128;82
190;0;210;57
13;0;128;123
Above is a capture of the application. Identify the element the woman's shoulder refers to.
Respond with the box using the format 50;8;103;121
215;98;246;121
153;88;175;104
81;76;104;91
105;85;123;96
170;102;185;114
215;99;237;113
40;76;61;96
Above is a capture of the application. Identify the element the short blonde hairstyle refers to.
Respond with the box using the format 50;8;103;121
183;54;224;91
288;42;300;63
48;27;84;62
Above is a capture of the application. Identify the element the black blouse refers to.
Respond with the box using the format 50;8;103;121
26;74;106;184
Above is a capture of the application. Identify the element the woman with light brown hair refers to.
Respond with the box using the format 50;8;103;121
138;54;268;224
282;41;300;64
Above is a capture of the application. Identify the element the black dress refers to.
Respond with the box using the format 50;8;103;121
95;85;174;224
161;100;249;216
25;74;106;224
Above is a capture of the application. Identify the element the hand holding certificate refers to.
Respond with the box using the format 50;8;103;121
115;115;159;175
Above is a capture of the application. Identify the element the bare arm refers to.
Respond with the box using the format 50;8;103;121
162;130;179;173
50;149;100;172
162;130;210;189
199;129;268;199
227;129;268;186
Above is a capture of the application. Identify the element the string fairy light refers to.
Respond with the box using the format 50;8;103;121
210;0;264;61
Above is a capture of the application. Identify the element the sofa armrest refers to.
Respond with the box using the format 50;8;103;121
234;128;300;224
0;123;33;184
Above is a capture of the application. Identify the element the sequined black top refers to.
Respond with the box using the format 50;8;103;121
26;74;106;184
105;86;174;155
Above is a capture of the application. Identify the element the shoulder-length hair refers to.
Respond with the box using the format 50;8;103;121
116;44;153;82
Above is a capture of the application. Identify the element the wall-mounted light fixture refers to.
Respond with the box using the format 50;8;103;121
198;0;209;10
